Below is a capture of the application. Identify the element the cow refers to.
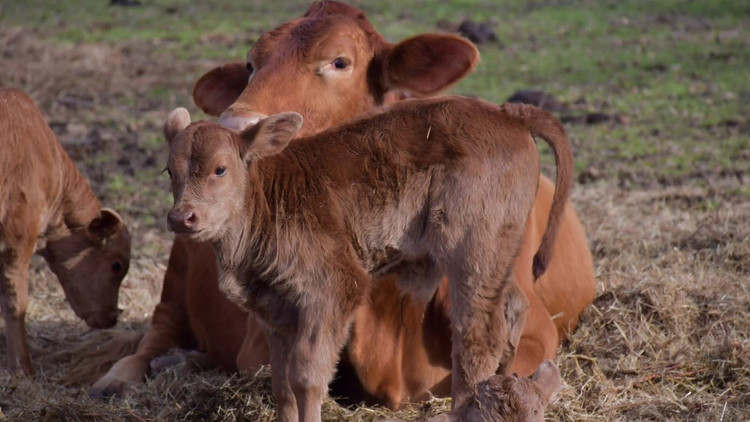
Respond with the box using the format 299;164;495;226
386;360;561;422
0;87;131;375
162;96;574;421
91;0;595;409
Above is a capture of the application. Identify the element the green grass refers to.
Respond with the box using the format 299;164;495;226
2;0;748;185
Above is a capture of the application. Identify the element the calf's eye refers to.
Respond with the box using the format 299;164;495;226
215;167;227;177
112;261;123;274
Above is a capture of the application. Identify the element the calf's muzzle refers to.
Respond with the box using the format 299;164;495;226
168;208;198;234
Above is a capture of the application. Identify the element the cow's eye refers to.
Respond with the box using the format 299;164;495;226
215;167;227;177
111;261;123;274
332;57;349;70
246;62;254;73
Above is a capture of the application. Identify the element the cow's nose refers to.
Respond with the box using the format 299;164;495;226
219;110;268;131
167;209;197;233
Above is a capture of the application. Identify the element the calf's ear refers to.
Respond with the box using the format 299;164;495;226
164;107;192;145
86;208;125;241
193;62;250;116
240;112;303;162
381;34;479;96
530;360;561;404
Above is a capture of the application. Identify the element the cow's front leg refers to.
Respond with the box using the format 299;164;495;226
0;242;35;375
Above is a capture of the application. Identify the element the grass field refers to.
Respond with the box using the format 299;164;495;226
1;1;749;420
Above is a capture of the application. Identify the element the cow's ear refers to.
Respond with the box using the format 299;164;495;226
87;208;125;241
240;112;303;162
193;62;251;116
382;34;479;96
530;361;562;404
164;107;191;145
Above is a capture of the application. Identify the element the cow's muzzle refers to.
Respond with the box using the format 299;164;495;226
219;110;268;131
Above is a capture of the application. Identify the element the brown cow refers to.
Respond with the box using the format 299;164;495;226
163;96;574;421
0;88;131;375
195;0;594;377
92;0;595;408
386;360;561;422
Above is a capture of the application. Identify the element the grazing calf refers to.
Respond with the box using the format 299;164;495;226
385;360;561;422
423;360;561;422
0;88;131;375
164;96;573;421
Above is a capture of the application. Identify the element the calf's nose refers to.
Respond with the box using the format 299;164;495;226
219;110;268;131
167;208;197;233
85;309;118;329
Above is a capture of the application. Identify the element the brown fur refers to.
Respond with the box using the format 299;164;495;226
417;360;561;422
93;0;595;408
0;88;131;375
164;95;573;421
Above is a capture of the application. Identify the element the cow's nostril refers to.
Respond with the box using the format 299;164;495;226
185;212;196;226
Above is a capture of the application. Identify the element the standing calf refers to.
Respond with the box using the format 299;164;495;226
164;96;573;422
0;88;131;375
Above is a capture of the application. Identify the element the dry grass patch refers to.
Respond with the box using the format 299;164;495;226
3;182;749;421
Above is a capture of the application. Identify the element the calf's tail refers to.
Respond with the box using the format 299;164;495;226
500;103;574;280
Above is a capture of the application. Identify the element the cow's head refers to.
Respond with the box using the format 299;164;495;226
164;108;302;242
40;208;130;328
193;0;479;136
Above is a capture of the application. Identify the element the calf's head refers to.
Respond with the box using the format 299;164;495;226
41;209;130;328
164;108;302;243
460;360;561;422
193;0;479;136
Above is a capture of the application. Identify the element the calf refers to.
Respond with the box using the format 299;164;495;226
164;96;573;421
384;360;561;422
425;360;561;422
0;88;131;375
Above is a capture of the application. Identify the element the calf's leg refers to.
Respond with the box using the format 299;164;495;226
0;241;35;375
265;330;299;422
263;261;365;422
288;306;358;422
445;224;528;409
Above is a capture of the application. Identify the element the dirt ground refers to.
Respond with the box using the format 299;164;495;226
1;11;749;422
